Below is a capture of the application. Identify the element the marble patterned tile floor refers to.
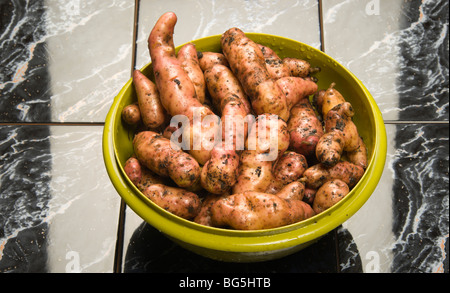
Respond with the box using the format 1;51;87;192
0;0;448;273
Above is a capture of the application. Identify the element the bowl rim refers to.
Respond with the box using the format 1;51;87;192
102;33;387;253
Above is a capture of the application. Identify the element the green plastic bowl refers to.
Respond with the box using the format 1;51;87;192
102;33;387;262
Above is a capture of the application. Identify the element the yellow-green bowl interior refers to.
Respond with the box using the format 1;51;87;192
102;33;387;261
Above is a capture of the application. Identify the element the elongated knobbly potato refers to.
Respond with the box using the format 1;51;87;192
233;114;290;194
178;43;206;104
124;157;170;189
259;44;320;80
244;113;290;157
282;57;320;78
302;161;364;190
204;64;251;148
347;136;368;169
276;77;318;111
197;51;229;72
287;99;324;158
324;102;360;152
194;193;227;226
148;12;219;165
210;187;309;230
317;82;346;117
232;151;275;194
141;184;201;219
221;27;290;121
133;131;201;189
133;69;167;129
258;44;290;79
200;142;240;194
199;64;252;194
124;157;199;219
275;181;305;201
315;131;345;167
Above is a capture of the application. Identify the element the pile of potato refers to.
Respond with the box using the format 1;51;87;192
121;12;367;230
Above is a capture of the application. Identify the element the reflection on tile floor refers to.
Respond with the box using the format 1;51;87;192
0;126;121;273
122;221;342;273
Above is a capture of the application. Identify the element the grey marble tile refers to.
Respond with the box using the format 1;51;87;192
0;0;135;123
342;123;449;273
322;0;449;121
135;0;321;69
0;125;121;272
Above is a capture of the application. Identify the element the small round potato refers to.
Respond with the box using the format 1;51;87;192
121;103;141;125
313;179;349;214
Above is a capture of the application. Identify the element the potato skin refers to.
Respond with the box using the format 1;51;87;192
133;131;201;189
302;188;317;206
299;200;316;219
320;82;346;117
312;89;326;113
276;181;305;201
282;57;320;78
197;51;229;72
302;161;364;190
122;103;141;125
315;131;345;167
273;151;308;182
288;99;324;158
232;151;275;194
324;102;359;152
141;184;201;219
266;151;308;194
178;43;206;104
133;69;167;129
201;142;240;194
347;136;368;169
276;77;318;111
259;45;319;80
258;44;290;79
245;114;290;157
124;157;143;185
313;179;349;214
221;27;289;121
148;12;200;118
194;194;226;226
210;191;306;230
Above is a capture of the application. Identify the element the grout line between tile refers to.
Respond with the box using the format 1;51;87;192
318;0;325;52
0;122;105;126
383;120;449;124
